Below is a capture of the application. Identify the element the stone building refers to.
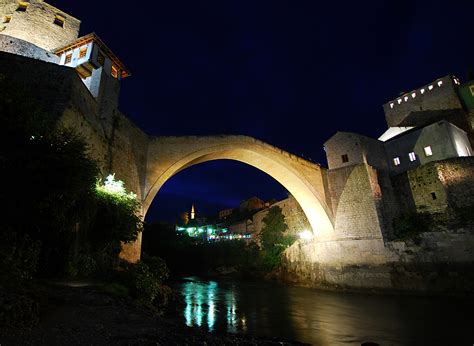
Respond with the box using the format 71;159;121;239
324;74;474;231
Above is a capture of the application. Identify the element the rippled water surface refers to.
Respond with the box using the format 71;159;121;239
176;276;474;345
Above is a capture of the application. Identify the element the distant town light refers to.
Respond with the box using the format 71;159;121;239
299;230;313;240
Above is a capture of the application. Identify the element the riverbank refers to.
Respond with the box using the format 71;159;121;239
0;281;307;345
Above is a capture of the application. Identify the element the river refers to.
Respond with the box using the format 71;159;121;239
176;276;474;345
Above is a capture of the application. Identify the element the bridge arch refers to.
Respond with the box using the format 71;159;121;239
142;136;335;240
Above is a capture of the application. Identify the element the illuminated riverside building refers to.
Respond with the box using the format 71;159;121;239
175;205;253;242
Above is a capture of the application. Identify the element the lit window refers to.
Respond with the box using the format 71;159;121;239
428;85;433;90
404;96;408;102
16;3;28;11
437;80;443;87
65;53;72;64
393;157;401;166
453;77;460;85
420;88;425;94
411;92;416;98
424;146;433;157
431;192;437;200
97;52;105;66
111;65;118;78
79;47;87;58
341;154;349;163
408;152;416;161
54;15;65;27
397;98;402;104
470;85;474;96
3;15;11;23
390;103;394;109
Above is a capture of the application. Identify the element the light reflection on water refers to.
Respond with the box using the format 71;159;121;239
179;276;474;345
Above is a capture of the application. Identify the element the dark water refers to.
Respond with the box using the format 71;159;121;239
177;276;474;345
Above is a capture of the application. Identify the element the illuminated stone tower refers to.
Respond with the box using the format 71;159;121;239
0;0;130;125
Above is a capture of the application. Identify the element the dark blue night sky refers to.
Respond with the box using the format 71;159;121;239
50;0;474;222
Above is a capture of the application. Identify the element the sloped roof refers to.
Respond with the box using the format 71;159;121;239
53;32;131;78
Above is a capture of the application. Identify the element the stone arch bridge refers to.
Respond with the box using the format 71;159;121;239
0;53;393;277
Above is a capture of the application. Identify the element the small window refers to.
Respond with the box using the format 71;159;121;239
431;192;437;200
79;47;87;59
97;52;105;66
390;103;394;109
17;3;28;12
3;15;12;23
428;85;434;90
393;157;401;166
64;53;72;64
408;152;416;162
54;15;65;27
424;146;433;157
341;154;349;163
420;88;425;94
437;80;443;87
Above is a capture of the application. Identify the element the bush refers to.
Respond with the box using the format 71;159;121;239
124;256;171;313
259;206;296;270
393;212;433;240
0;232;41;284
0;289;39;330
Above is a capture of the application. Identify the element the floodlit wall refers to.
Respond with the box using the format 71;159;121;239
383;75;463;127
0;0;80;51
324;132;388;171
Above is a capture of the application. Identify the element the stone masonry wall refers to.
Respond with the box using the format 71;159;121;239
0;52;148;262
328;164;384;240
252;195;311;238
0;35;59;63
383;75;463;127
392;157;474;214
1;0;80;51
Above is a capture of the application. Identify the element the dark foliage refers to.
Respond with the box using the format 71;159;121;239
259;206;295;270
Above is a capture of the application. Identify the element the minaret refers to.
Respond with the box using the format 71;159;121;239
191;204;195;220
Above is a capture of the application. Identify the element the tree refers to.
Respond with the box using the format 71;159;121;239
259;206;295;269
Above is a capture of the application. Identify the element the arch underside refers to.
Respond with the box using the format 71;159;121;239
144;144;335;240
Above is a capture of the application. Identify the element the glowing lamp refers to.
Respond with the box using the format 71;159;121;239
299;230;313;240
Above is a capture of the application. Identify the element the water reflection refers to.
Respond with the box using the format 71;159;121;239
179;277;474;345
182;277;254;333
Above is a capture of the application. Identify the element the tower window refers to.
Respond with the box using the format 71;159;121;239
97;52;105;66
17;3;29;12
111;65;119;78
393;157;401;166
431;192;437;200
408;152;416;162
64;53;72;64
3;15;12;23
54;15;65;27
79;47;87;59
341;154;349;163
424;146;433;157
